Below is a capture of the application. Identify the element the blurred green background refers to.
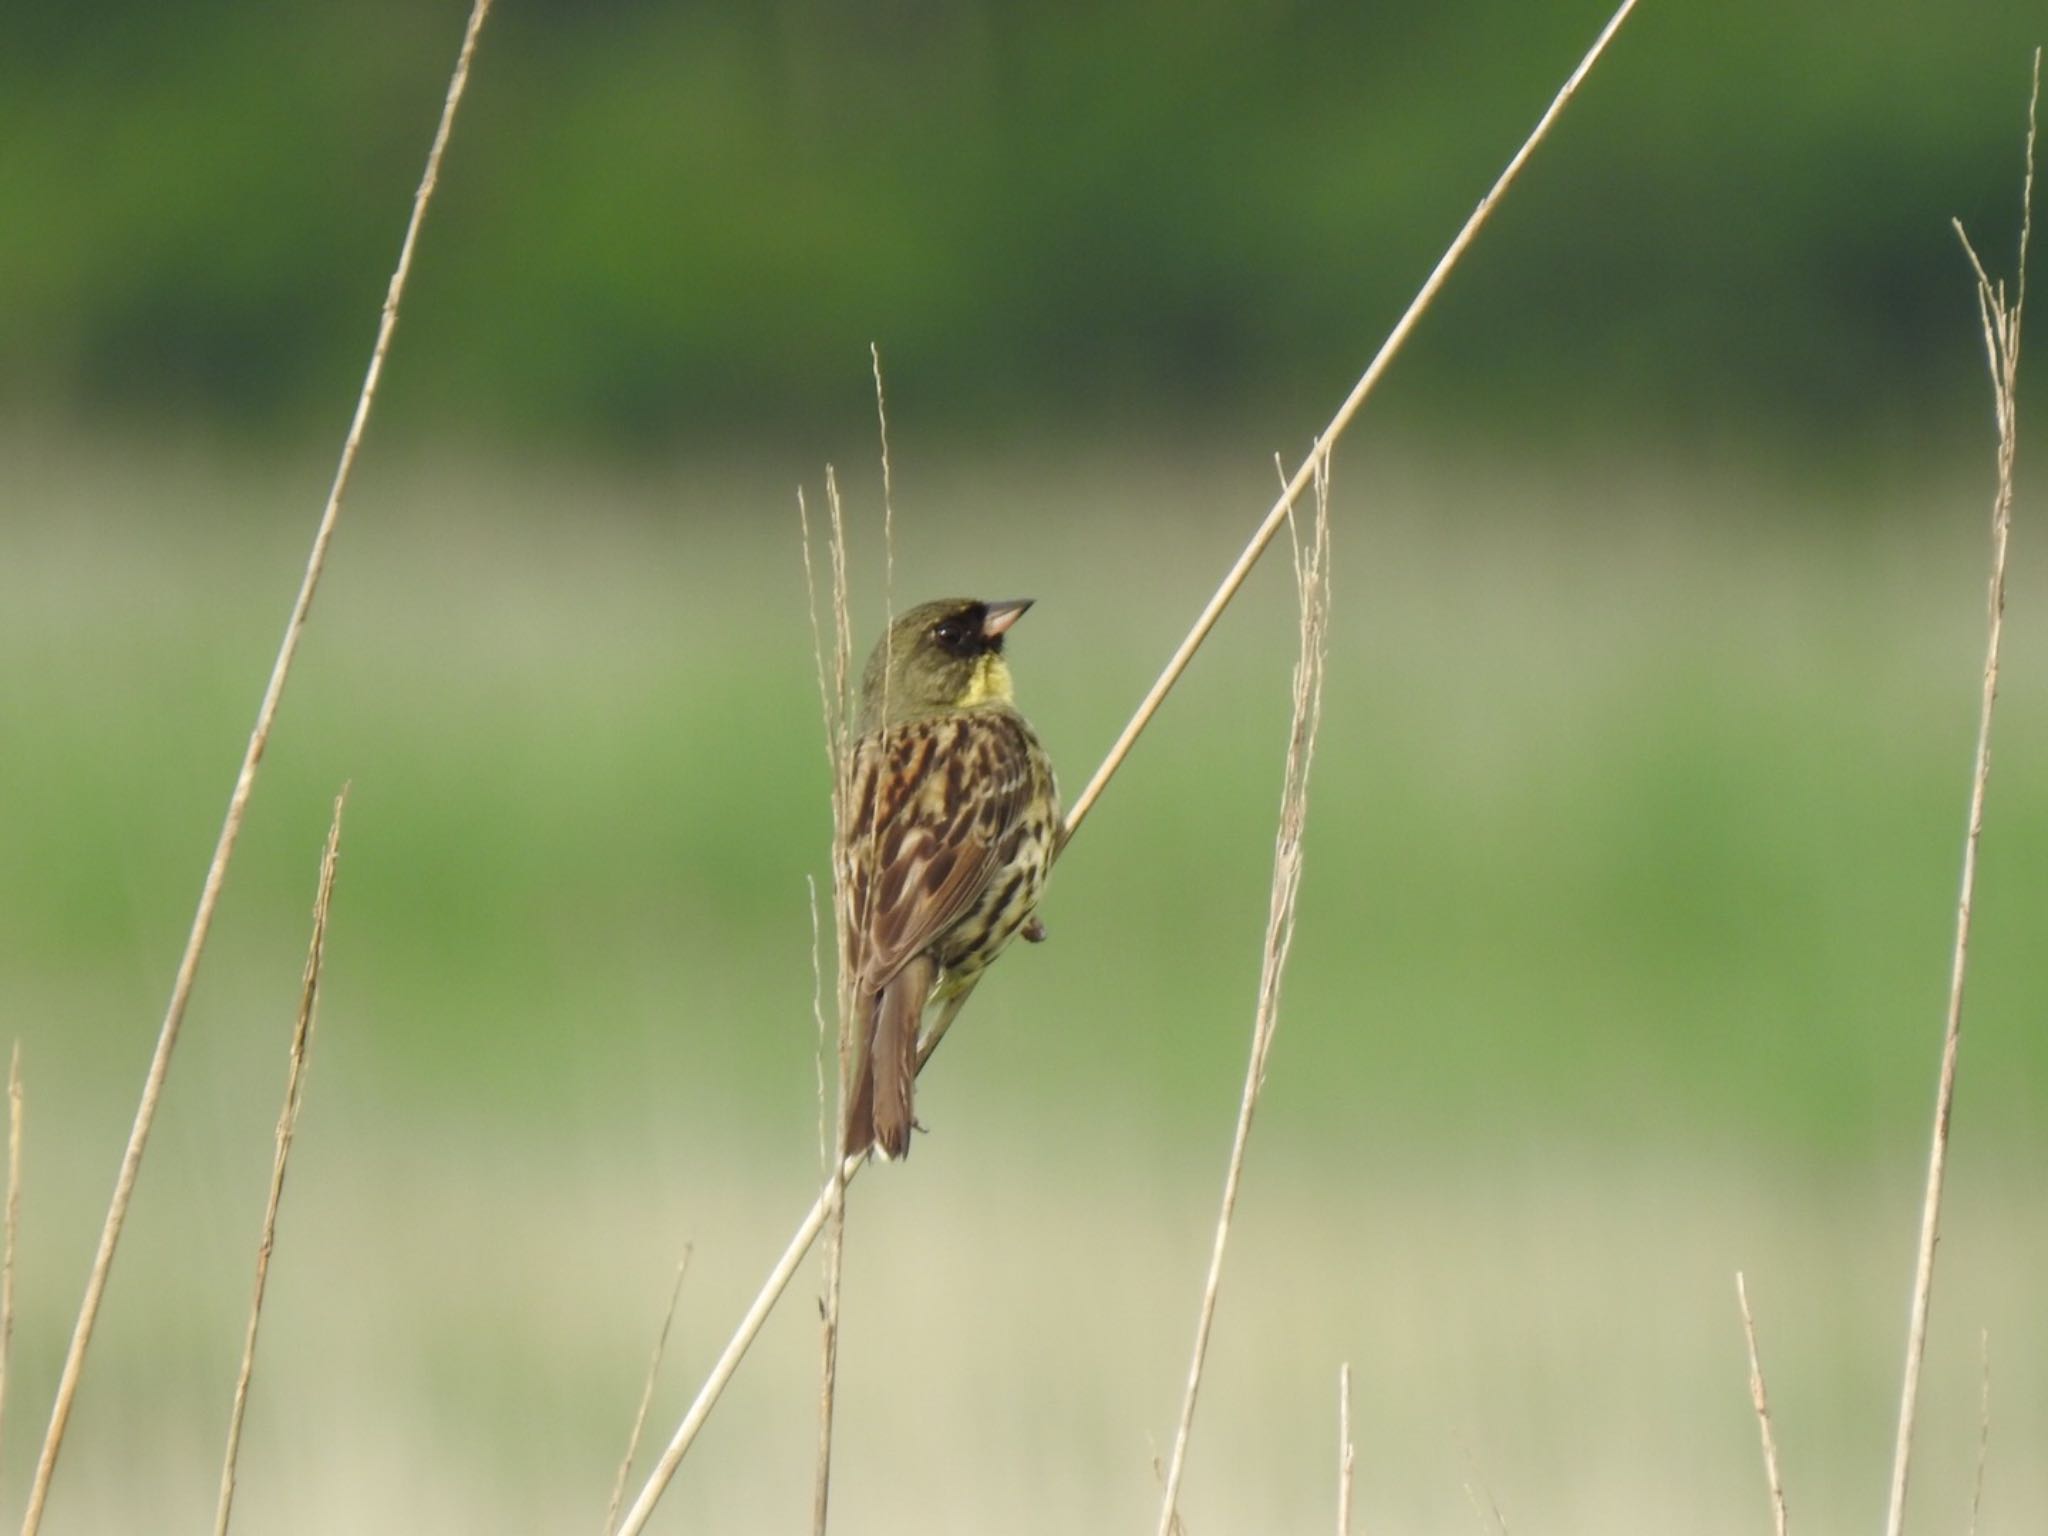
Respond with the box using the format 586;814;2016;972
2;3;2044;1533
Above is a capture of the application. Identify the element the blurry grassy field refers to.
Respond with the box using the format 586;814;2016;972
1;431;2043;1532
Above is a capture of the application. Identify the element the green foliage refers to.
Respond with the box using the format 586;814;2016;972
4;1;2041;446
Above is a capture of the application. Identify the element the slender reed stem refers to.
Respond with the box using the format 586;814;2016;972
873;343;897;648
1060;0;1640;845
603;1250;692;1536
1337;1362;1356;1536
613;1150;867;1536
806;878;849;1536
811;1175;846;1536
1736;1273;1788;1536
1882;53;2034;1536
801;441;868;1536
16;8;493;1532
1156;466;1331;1536
1968;1330;1990;1536
215;789;349;1536
1461;1476;1511;1536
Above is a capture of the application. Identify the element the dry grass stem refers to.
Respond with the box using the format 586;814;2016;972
615;9;1638;1519
1461;1479;1510;1536
602;1250;692;1536
803;868;847;1536
1156;458;1332;1536
796;483;859;1145
796;494;836;794
214;790;348;1536
1337;1362;1357;1536
938;0;1637;1081
1968;1329;1990;1536
1883;51;2034;1536
616;482;872;1536
16;9;492;1532
808;877;832;1167
872;343;897;640
0;1041;20;1464
810;1216;844;1536
807;352;902;1536
809;454;873;1536
819;467;861;1046
1059;0;1639;844
1736;1272;1789;1536
796;485;860;1109
1146;1450;1187;1536
612;1148;867;1536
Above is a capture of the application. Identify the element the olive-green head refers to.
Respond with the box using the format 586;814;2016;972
856;598;1034;730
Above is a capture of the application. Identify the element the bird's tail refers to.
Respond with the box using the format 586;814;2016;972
844;955;936;1161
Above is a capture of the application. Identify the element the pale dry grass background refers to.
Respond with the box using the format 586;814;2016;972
1;1127;2043;1535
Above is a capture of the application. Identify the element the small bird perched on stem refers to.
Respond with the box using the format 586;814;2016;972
839;598;1060;1161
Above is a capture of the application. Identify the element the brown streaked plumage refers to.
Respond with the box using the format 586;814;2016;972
839;598;1059;1161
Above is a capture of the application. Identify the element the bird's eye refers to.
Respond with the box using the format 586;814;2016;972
932;619;971;651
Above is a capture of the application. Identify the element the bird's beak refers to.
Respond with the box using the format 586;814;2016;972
980;599;1034;639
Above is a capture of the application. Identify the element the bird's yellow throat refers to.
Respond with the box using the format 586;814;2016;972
957;652;1015;708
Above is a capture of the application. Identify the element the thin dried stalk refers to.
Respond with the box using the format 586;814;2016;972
1059;0;1640;845
613;1148;867;1536
1461;1478;1511;1536
603;1250;692;1536
612;494;868;1536
819;467;861;1059
1146;1452;1186;1536
806;454;869;1536
796;486;859;1132
610;9;1638;1522
797;496;837;814
926;0;1641;1067
809;879;832;1167
1883;52;2034;1536
1736;1273;1788;1536
1156;456;1331;1536
804;357;907;1536
0;1042;20;1462
1337;1362;1357;1536
872;343;897;655
17;8;493;1532
1968;1330;1990;1536
810;1230;844;1536
215;789;348;1536
804;868;847;1536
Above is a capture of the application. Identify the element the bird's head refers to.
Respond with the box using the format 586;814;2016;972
857;598;1034;730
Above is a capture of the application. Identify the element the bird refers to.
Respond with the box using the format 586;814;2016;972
838;597;1060;1161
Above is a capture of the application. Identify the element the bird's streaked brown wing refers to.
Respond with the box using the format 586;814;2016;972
841;713;1037;993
